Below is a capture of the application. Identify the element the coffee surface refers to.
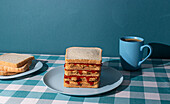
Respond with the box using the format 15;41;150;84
123;38;142;42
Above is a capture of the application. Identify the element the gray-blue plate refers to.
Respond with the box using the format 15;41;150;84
43;66;123;96
0;60;43;79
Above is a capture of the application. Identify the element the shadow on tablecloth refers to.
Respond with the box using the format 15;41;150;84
148;43;170;59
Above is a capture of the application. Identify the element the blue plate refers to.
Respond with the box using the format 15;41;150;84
0;60;43;79
43;66;123;96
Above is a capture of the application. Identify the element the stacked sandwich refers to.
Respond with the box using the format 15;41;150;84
0;53;35;76
64;47;102;88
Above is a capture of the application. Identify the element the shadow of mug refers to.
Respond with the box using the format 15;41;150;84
148;43;170;59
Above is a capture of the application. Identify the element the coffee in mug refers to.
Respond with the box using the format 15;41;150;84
122;38;142;42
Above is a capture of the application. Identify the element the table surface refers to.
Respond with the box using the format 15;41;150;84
0;53;169;104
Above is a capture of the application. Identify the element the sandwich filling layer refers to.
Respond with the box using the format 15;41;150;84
64;80;99;86
65;70;100;76
64;75;99;86
64;63;101;70
64;75;99;82
64;82;99;88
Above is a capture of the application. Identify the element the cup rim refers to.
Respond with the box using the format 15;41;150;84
120;36;144;42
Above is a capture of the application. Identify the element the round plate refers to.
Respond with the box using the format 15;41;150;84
0;60;43;79
43;66;123;96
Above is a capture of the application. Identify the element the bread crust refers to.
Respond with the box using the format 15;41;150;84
0;68;29;76
0;71;19;76
0;53;35;68
0;61;32;72
15;56;34;68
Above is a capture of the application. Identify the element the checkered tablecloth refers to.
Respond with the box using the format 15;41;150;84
0;53;169;104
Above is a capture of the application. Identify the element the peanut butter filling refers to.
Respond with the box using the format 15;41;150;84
65;70;100;76
65;63;101;68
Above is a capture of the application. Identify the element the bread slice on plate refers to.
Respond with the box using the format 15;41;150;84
0;68;29;76
0;60;32;72
0;53;34;68
65;47;102;64
0;71;19;76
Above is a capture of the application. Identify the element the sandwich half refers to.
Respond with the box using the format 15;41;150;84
0;60;32;72
0;53;34;68
0;53;34;75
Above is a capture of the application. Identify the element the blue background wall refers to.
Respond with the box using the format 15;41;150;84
0;0;170;56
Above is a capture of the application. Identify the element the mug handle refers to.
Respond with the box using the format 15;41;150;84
138;45;152;66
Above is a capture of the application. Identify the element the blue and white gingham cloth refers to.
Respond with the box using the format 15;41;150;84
0;53;169;104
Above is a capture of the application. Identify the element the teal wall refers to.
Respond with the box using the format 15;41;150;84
0;0;170;56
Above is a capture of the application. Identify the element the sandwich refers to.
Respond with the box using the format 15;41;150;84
64;47;102;88
0;53;35;76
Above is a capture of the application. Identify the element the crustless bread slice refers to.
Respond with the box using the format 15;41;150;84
0;53;34;68
65;47;102;64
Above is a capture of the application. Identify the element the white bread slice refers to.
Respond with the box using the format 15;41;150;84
65;47;102;64
0;60;32;72
0;53;34;68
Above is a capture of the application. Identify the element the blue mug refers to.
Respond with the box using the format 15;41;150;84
119;36;152;71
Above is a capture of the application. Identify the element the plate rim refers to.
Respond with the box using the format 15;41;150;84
43;65;124;96
0;61;43;79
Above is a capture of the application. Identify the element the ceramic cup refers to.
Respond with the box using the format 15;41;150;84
119;36;152;71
